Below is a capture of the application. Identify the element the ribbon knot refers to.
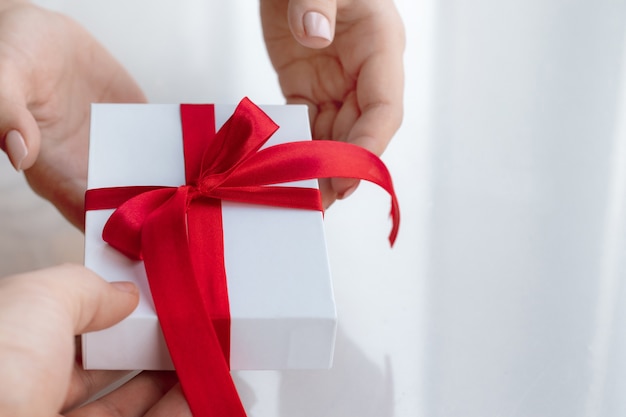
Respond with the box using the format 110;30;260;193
85;97;400;417
194;173;229;197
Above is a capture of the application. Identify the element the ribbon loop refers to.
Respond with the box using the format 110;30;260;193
102;187;178;260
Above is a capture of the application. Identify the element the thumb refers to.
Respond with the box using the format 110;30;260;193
51;264;139;335
1;264;140;335
288;0;336;48
0;82;41;171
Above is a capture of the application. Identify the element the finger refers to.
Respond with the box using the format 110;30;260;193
288;0;337;48
2;264;139;334
329;90;401;202
0;264;138;336
0;71;41;171
63;338;135;409
144;383;192;417
326;91;361;203
287;92;363;207
65;371;178;417
347;11;405;157
65;370;133;411
45;264;139;335
327;8;404;201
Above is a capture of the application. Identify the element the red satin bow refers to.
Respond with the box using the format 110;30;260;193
85;97;400;417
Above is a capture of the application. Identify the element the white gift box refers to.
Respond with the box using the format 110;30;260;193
82;103;337;371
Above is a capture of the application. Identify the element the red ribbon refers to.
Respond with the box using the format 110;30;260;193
85;97;400;417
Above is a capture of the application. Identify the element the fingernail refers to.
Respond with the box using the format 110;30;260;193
111;281;137;293
338;183;359;200
5;130;27;171
303;11;332;41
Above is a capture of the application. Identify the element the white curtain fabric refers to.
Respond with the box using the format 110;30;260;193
425;1;626;416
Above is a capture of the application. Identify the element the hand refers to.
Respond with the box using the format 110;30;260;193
0;1;146;229
260;0;405;208
0;264;194;417
0;265;146;415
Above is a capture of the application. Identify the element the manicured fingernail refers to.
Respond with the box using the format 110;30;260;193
111;281;137;293
338;183;359;200
303;11;332;41
5;130;27;171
